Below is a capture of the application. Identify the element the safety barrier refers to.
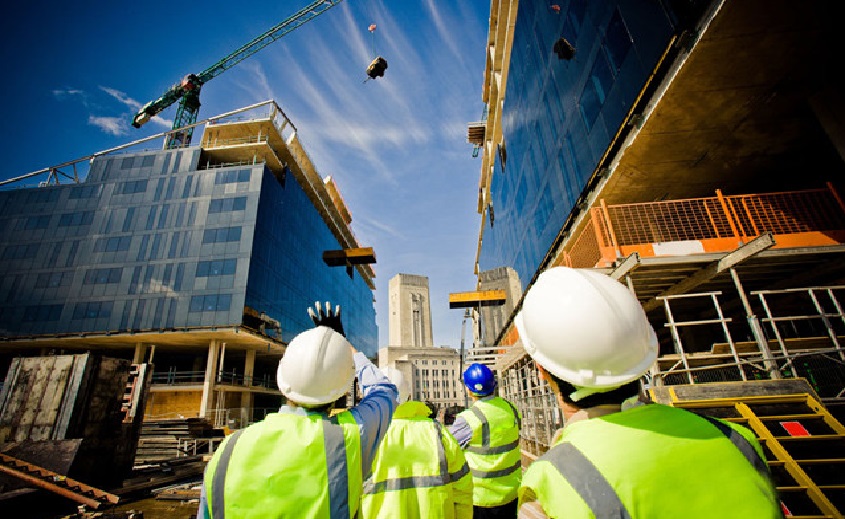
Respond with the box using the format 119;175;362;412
560;183;845;268
653;285;845;398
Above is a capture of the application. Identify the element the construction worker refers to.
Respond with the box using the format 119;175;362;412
449;362;522;518
514;267;783;518
197;302;397;519
360;366;473;519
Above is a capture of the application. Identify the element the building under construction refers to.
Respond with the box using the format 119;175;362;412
0;101;377;428
468;0;845;516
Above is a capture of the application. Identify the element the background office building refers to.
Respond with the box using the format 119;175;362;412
0;102;377;426
381;273;464;410
470;0;845;458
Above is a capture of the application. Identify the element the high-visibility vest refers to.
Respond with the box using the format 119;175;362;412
204;411;362;519
519;403;782;518
457;396;522;506
361;401;473;519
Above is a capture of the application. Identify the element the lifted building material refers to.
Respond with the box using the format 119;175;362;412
322;247;376;267
448;290;506;309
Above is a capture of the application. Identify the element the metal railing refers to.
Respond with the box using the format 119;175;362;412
562;184;845;268
497;355;562;459
652;285;845;398
150;369;276;389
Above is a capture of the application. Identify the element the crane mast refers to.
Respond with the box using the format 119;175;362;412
132;0;346;149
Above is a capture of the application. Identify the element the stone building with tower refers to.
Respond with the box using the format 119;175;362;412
381;273;464;410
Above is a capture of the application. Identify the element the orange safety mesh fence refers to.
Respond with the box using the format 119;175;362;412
566;218;602;268
565;185;845;267
603;196;734;245
726;188;845;236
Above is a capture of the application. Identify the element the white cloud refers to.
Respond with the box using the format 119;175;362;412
99;85;173;129
88;115;126;136
53;88;84;98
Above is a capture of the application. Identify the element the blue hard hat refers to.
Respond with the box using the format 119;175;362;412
463;363;496;396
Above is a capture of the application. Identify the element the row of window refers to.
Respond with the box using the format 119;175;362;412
21;293;235;323
215;169;251;185
1;225;246;260
419;359;456;365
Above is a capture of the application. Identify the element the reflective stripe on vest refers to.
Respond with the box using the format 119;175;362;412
326;415;350;518
211;429;245;519
363;421;451;494
544;442;632;519
211;419;351;519
697;414;773;480
465;403;521;458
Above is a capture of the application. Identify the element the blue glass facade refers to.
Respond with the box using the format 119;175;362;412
478;0;679;288
0;147;377;356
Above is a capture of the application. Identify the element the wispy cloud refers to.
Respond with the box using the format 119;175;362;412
88;115;126;136
422;0;464;67
53;88;85;98
99;86;172;129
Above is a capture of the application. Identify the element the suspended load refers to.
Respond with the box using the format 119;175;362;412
366;56;388;79
364;23;387;81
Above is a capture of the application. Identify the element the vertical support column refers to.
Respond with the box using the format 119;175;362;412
132;343;147;364
730;268;781;379
241;349;256;426
200;340;220;420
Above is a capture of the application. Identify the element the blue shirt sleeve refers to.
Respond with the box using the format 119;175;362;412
449;416;473;448
349;352;398;472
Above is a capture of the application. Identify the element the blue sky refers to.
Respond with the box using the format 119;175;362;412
0;0;490;350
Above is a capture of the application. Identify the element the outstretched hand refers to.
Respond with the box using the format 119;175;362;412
307;300;345;337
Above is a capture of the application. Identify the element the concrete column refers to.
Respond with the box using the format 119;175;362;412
199;340;220;419
132;343;147;364
241;349;256;426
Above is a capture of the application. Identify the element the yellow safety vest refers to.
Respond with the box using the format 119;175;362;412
204;411;362;519
519;403;782;518
457;396;522;507
361;401;473;519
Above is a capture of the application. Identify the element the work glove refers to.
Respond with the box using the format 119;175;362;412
307;300;345;337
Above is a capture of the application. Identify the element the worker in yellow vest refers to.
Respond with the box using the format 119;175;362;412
449;362;522;518
197;302;397;519
360;367;473;519
514;267;783;518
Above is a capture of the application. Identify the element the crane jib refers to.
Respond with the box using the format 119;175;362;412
131;0;346;148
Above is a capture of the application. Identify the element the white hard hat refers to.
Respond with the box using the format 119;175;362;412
515;267;658;390
277;326;355;406
383;367;411;404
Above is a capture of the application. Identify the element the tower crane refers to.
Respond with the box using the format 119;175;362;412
132;0;345;149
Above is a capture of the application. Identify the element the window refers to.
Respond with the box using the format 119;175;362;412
202;226;241;244
603;9;632;74
215;169;251;184
141;155;156;168
189;294;233;312
35;272;69;288
84;267;122;284
22;215;51;230
2;244;39;260
22;304;63;322
208;197;248;213
121;157;135;169
59;211;95;227
72;301;113;319
69;185;100;199
196;259;237;277
95;236;132;252
117;179;148;194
